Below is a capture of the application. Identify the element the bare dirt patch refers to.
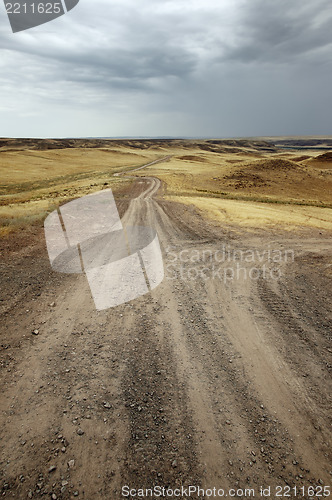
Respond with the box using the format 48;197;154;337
1;139;331;499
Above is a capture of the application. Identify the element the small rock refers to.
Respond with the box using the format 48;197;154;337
74;491;79;497
48;465;56;473
76;429;84;436
50;302;56;307
171;460;177;468
32;330;39;335
68;460;75;468
103;402;112;409
51;494;57;500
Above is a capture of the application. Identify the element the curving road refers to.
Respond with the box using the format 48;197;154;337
0;171;331;499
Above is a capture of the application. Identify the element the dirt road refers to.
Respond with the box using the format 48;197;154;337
0;175;331;499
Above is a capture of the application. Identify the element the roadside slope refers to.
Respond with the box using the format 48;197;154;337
0;175;331;499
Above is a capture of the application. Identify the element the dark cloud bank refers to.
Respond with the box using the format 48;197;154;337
0;0;331;137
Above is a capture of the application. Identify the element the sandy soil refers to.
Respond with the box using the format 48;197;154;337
0;170;331;499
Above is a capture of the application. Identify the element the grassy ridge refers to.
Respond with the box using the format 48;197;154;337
1;139;331;234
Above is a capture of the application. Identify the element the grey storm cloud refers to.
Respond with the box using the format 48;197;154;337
223;0;332;64
0;0;331;137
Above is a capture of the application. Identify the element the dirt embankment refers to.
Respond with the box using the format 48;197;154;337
0;174;331;499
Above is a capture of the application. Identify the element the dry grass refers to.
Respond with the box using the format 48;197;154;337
167;195;332;231
0;147;159;189
1;139;331;234
0;176;131;236
138;145;332;230
142;150;332;205
0;145;161;236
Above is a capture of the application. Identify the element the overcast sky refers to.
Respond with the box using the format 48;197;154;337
1;0;332;138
